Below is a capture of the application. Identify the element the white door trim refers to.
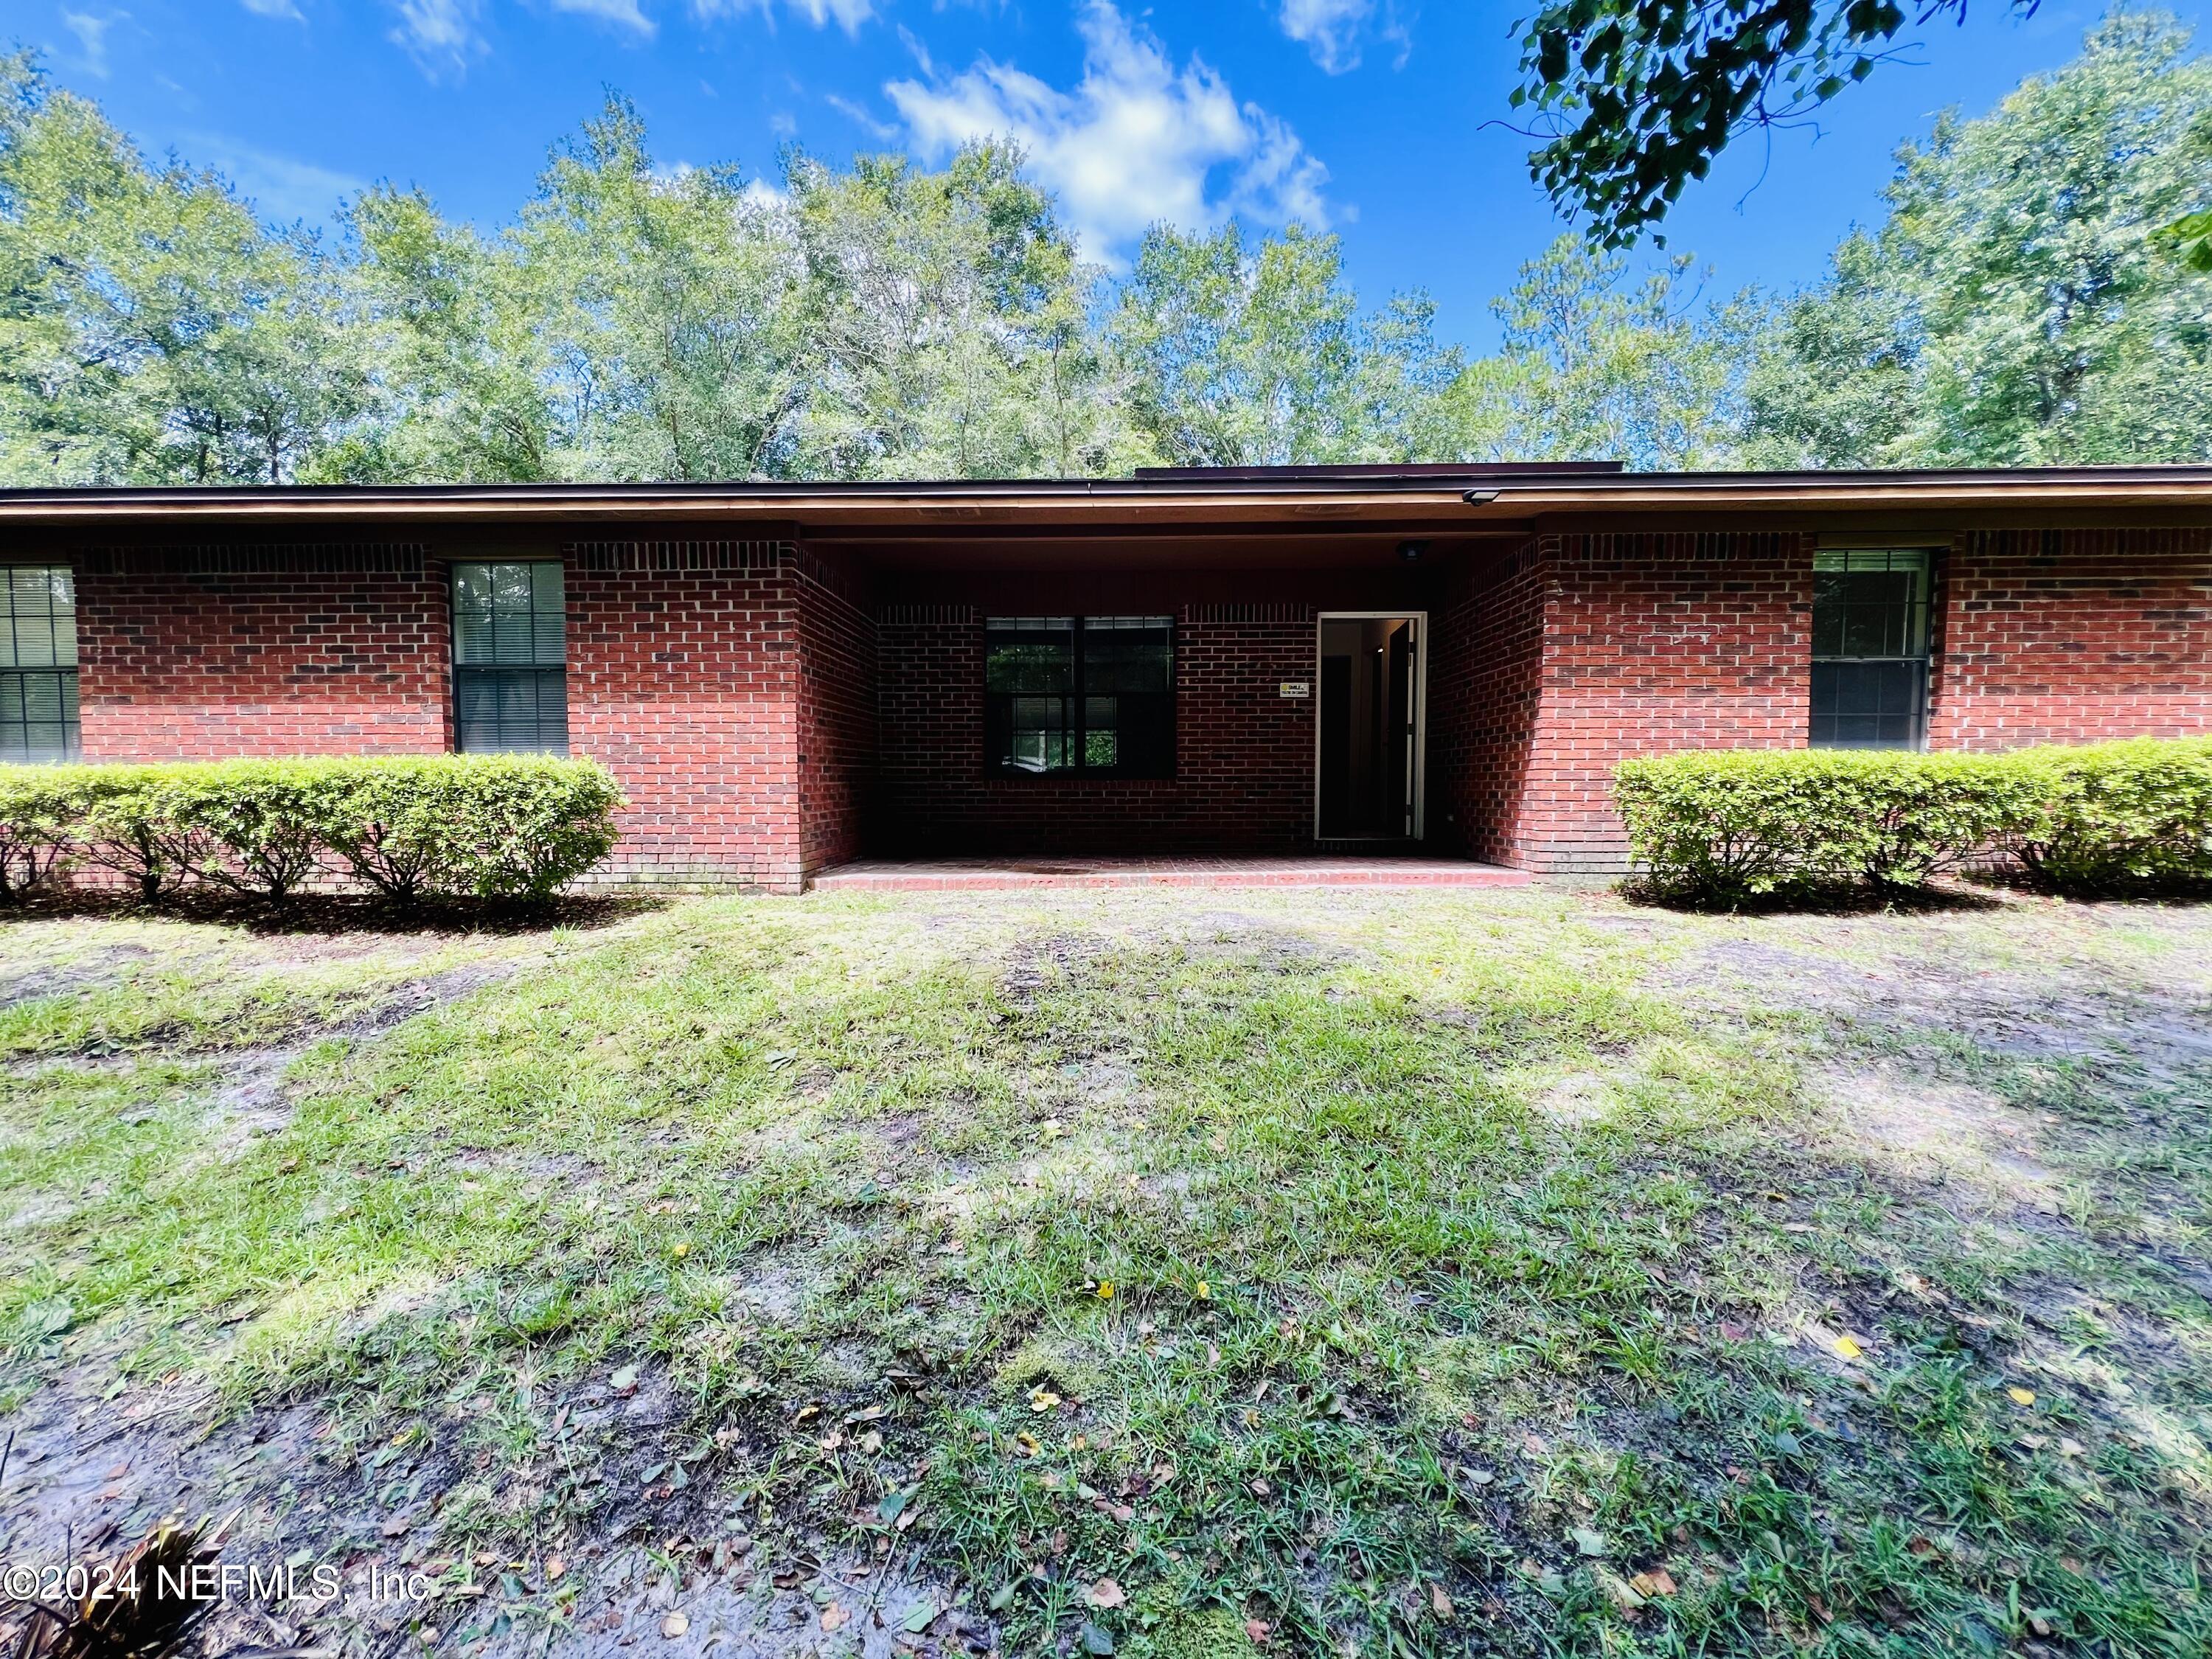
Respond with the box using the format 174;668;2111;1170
1312;610;1427;841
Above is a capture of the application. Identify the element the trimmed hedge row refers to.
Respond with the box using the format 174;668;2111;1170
0;755;625;905
1614;737;2212;902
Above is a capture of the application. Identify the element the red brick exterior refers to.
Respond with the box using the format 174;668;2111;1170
75;546;450;758
28;518;2212;885
1432;542;1548;866
796;546;877;874
875;600;1323;856
1520;531;1814;872
1930;528;2212;748
566;540;803;889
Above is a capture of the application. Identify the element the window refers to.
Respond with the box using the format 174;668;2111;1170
1810;549;1933;749
985;616;1173;777
452;561;568;753
1;566;80;763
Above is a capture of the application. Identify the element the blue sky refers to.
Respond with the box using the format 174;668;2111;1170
19;0;2194;351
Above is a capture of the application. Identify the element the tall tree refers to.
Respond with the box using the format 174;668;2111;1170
787;142;1150;479
0;52;359;484
1739;10;2212;467
1110;221;1465;467
1464;234;1745;469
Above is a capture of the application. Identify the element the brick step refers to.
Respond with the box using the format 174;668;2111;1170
807;858;1535;891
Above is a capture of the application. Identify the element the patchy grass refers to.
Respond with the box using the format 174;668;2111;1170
1;886;2208;1658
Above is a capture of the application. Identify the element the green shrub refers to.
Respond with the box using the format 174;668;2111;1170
161;758;347;900
1613;748;2034;902
2008;737;2212;893
1615;739;2212;905
312;754;625;901
74;765;211;902
0;754;625;906
0;767;86;902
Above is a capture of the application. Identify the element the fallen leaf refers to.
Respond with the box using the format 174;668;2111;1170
1249;1478;1272;1498
1015;1432;1042;1455
2059;1437;2086;1458
1096;1281;1115;1300
1244;1619;1271;1644
610;1366;640;1397
1084;1578;1127;1609
1430;1583;1453;1620
1080;1620;1116;1655
988;1581;1019;1611
670;1241;690;1259
2007;1386;2037;1406
859;1430;884;1453
544;1555;566;1582
1571;1526;1607;1557
1029;1388;1062;1413
821;1603;849;1632
902;1601;939;1635
661;1613;689;1639
1832;1335;1863;1360
1193;1281;1211;1300
1630;1568;1677;1598
1596;1569;1646;1613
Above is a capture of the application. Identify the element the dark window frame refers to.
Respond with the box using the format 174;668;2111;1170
1809;548;1935;751
451;560;570;755
984;615;1176;779
1;566;81;764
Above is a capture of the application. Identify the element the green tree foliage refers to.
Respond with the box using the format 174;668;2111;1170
787;143;1148;479
1740;10;2212;466
1511;0;2028;248
1465;234;1745;469
0;52;360;483
10;17;2212;482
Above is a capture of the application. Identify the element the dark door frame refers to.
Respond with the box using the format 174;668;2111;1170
1312;610;1427;841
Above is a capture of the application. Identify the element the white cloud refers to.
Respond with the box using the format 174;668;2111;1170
691;0;876;36
549;0;655;35
62;10;117;77
192;134;368;226
238;0;304;20
825;92;897;141
884;1;1332;260
1279;0;1371;73
387;0;487;78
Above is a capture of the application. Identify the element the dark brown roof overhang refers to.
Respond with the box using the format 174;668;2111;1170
7;465;2212;534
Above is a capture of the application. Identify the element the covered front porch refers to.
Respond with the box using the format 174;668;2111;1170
807;508;1523;872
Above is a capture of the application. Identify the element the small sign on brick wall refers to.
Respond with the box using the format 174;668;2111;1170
1279;681;1311;698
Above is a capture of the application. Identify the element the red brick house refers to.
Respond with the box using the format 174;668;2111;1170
2;463;2208;890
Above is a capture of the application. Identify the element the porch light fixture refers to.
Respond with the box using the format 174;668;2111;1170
1461;489;1499;505
1397;539;1430;562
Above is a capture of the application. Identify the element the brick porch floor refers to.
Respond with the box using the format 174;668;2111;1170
807;856;1534;891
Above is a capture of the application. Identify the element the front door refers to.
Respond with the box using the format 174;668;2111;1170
1315;613;1422;840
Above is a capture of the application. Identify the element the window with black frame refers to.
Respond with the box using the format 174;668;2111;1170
985;616;1174;777
1810;549;1933;748
451;561;568;753
1;566;80;763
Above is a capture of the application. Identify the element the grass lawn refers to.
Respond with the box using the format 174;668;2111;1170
1;884;2208;1658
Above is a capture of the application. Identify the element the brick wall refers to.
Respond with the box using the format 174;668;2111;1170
1529;531;1813;871
796;546;877;875
75;545;450;758
873;598;1328;855
566;540;804;890
1430;540;1550;866
1930;528;2212;748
